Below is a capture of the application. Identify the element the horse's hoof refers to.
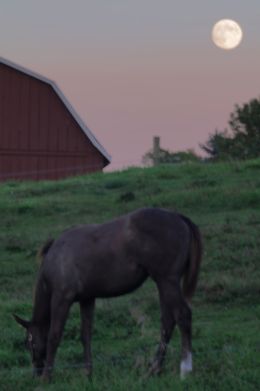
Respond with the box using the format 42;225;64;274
180;370;192;380
40;372;51;383
84;367;93;381
144;363;162;379
180;352;192;380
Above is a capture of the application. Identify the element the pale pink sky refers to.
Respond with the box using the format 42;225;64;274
1;1;260;170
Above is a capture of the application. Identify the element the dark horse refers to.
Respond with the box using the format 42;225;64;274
14;207;202;381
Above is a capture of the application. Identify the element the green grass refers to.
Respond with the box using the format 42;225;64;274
0;159;260;390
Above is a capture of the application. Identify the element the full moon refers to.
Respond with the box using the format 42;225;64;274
212;19;243;50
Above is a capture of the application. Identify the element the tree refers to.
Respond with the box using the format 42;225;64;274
200;129;234;160
201;98;260;160
142;148;200;166
229;98;260;158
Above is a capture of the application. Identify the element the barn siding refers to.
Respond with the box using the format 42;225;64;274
0;62;108;180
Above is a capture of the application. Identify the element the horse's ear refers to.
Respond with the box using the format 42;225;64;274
13;314;30;329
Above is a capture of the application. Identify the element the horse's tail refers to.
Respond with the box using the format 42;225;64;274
180;215;203;302
37;238;54;264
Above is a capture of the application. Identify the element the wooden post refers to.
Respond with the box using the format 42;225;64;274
153;136;160;166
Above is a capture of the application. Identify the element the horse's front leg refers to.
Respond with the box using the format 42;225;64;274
41;296;71;382
80;298;95;378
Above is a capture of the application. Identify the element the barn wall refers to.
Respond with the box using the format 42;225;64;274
0;63;106;180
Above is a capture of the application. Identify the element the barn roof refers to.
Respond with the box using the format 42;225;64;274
0;56;111;164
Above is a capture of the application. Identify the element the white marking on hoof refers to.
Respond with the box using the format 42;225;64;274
180;351;192;380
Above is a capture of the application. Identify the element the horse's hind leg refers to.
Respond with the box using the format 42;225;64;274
80;299;95;378
176;295;192;379
148;280;177;376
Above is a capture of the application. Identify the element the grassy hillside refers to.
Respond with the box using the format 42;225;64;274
0;159;260;390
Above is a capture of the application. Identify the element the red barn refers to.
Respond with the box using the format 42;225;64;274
0;57;111;181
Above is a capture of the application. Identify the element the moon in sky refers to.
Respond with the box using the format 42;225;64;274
212;19;243;50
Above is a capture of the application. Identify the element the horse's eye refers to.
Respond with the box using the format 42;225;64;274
28;333;33;342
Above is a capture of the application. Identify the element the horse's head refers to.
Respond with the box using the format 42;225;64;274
13;314;48;376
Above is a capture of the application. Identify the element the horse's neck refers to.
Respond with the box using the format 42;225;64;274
32;274;51;325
